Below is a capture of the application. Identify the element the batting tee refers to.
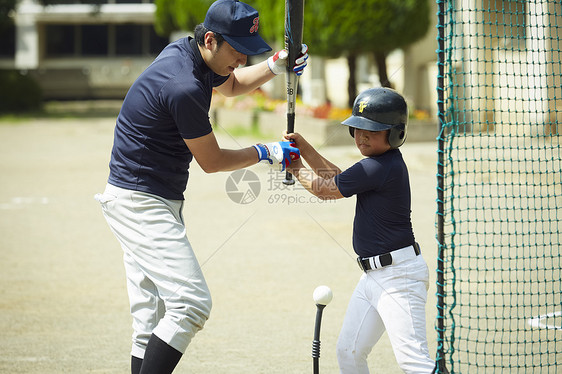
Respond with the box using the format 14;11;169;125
435;0;561;373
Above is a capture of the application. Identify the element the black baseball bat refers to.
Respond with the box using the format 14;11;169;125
282;0;304;185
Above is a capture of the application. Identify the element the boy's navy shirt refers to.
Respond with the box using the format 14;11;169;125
108;37;229;200
335;149;415;258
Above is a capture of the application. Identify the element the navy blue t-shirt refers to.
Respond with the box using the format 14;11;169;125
108;37;229;200
334;149;415;258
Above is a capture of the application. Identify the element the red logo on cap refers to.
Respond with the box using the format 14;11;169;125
250;17;259;34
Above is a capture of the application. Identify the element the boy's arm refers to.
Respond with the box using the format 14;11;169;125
290;165;344;200
284;132;343;198
284;132;341;178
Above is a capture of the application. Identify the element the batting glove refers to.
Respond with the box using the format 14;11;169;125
267;44;309;76
254;141;300;172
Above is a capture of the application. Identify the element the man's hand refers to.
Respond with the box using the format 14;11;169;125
254;141;300;171
267;44;309;76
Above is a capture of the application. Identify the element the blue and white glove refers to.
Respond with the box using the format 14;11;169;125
254;141;300;172
267;44;309;76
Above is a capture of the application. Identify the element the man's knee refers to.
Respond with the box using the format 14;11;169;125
156;295;212;353
177;294;212;331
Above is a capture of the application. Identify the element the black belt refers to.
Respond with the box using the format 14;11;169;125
357;242;421;271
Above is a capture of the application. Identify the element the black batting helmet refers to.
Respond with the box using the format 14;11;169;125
342;87;408;149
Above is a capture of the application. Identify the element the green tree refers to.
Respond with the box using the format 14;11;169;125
0;0;42;113
250;0;284;49
362;0;430;87
0;0;16;32
153;0;429;107
154;0;214;36
304;0;430;107
153;0;283;47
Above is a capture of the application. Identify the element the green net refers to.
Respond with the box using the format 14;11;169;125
435;0;562;373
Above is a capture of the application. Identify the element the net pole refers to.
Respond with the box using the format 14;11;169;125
435;0;447;372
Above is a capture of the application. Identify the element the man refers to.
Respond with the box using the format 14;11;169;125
95;1;308;373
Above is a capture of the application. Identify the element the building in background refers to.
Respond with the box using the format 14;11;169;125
6;0;169;99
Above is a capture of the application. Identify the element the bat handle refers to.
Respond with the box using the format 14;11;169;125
283;172;296;185
283;111;297;185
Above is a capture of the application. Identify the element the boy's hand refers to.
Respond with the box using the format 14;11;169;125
285;156;304;174
283;131;309;152
254;141;300;172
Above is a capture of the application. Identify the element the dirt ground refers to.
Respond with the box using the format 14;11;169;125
0;116;439;373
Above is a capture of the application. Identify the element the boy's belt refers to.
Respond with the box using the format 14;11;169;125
357;242;421;272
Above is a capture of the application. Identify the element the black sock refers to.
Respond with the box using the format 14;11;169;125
139;334;183;374
131;356;143;374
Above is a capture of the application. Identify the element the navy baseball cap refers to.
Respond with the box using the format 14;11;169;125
204;0;272;56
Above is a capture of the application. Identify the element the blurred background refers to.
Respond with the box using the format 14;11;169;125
0;0;437;133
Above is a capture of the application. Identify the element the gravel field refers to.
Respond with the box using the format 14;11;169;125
0;116;438;373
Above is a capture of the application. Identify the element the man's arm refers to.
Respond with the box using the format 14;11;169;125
215;60;275;97
185;132;258;173
216;45;308;97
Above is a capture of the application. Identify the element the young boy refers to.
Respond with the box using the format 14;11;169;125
285;87;435;373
